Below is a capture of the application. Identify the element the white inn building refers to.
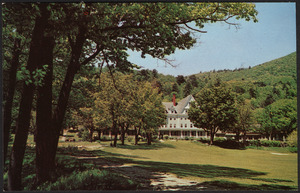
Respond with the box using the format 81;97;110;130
159;95;207;139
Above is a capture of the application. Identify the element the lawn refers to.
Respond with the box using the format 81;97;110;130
58;138;298;190
5;135;297;190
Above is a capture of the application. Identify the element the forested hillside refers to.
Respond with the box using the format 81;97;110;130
153;52;296;107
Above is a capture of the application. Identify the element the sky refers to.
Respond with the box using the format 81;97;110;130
127;3;297;76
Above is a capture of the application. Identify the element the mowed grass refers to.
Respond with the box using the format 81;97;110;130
84;140;298;188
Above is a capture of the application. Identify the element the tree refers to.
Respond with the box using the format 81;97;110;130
3;2;258;189
176;75;186;85
188;75;198;88
183;81;192;97
188;82;238;145
93;73;135;147
172;82;179;93
258;99;297;140
234;98;254;143
132;82;166;145
7;3;52;190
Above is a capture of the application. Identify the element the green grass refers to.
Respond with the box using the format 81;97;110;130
4;135;298;190
92;140;297;189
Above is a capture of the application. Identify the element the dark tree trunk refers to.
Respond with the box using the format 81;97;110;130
209;128;215;145
50;25;88;165
8;4;50;190
98;130;101;141
146;132;152;145
113;126;118;147
235;128;240;142
134;127;139;145
120;126;125;145
243;131;247;144
35;36;55;185
4;38;21;163
89;128;94;142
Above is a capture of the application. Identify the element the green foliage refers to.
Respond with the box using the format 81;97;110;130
257;99;297;138
163;135;169;140
127;136;134;143
247;140;282;147
287;129;297;147
189;82;237;144
78;129;91;142
37;169;137;190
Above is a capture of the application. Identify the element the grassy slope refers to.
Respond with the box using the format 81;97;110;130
96;140;297;188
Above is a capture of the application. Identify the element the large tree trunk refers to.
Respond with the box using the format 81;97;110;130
35;36;55;185
8;4;50;190
50;25;88;165
3;38;21;163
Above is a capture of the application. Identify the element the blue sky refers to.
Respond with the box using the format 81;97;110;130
127;2;296;76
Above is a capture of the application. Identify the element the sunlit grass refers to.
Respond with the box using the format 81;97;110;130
94;140;297;187
19;135;298;190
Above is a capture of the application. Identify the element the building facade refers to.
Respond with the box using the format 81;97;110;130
159;95;207;139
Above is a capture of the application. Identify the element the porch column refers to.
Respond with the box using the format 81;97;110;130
196;130;198;138
169;130;172;137
190;130;192;137
181;130;183;138
109;130;111;138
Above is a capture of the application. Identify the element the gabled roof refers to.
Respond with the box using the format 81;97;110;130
162;95;194;115
176;95;194;114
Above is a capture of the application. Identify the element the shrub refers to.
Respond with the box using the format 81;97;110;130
287;130;297;147
77;129;92;141
247;140;282;147
37;169;138;190
288;146;298;153
163;135;169;140
169;137;174;140
127;136;134;142
214;137;226;142
185;136;189;140
199;138;210;144
152;135;158;140
101;136;108;141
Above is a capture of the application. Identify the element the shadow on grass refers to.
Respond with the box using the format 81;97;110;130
54;145;296;191
116;142;175;150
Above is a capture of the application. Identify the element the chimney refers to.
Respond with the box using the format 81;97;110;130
172;94;176;106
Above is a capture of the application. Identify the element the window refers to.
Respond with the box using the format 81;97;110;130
185;118;187;120
181;118;183;120
174;124;176;128
170;124;172;128
185;124;187;128
170;118;172;120
174;118;176;120
190;124;193;128
181;124;183;128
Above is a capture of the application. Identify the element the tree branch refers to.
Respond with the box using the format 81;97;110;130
80;44;101;66
184;23;207;33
